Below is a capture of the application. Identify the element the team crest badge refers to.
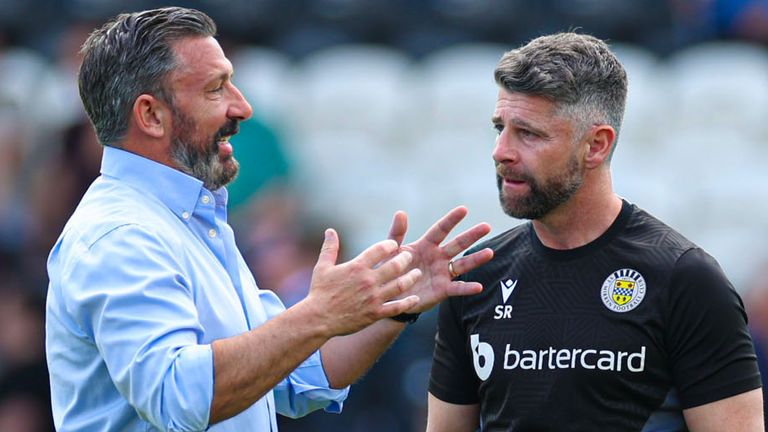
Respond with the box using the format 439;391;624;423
601;268;646;313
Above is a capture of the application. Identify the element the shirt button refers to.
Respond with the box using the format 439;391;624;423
208;229;217;238
181;211;190;220
201;195;211;205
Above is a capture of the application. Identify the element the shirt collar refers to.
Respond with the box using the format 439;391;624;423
100;146;227;220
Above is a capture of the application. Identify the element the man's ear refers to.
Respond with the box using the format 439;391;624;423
583;125;616;169
132;94;169;138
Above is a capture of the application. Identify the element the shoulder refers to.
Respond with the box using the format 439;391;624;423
610;205;701;279
623;205;697;253
60;176;178;250
670;248;734;296
467;222;531;256
49;177;186;282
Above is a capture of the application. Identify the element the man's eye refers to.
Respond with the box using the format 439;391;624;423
493;124;503;135
519;129;537;139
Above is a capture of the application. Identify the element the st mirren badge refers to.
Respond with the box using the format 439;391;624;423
601;269;646;313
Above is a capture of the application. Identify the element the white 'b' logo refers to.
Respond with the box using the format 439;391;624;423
471;334;494;381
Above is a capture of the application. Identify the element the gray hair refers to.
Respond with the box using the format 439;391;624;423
78;7;216;147
494;33;627;143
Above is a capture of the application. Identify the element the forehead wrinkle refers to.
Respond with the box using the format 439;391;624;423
171;37;232;85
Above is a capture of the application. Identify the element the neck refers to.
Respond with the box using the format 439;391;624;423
120;129;176;170
531;170;622;250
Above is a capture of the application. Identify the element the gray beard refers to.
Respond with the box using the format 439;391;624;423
170;138;238;191
497;156;583;220
168;108;239;191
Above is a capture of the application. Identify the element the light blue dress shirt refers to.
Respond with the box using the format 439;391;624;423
46;146;348;431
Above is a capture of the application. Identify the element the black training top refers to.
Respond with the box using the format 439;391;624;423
430;200;761;431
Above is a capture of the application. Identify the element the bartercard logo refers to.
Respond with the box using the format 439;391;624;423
471;334;494;381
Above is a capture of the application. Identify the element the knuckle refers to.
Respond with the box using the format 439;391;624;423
396;278;407;292
348;261;365;274
379;241;395;256
390;258;405;274
359;275;376;289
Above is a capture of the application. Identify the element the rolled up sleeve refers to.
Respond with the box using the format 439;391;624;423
259;290;350;418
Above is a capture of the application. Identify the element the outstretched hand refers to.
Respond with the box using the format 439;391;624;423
388;206;494;313
305;228;423;337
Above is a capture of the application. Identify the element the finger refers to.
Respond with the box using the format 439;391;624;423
315;228;340;269
449;248;494;276
387;211;408;246
379;268;422;300
374;250;415;283
441;222;492;257
381;295;420;317
355;238;400;268
422;206;469;245
445;281;484;297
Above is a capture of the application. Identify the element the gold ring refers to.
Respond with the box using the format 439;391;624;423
448;260;459;279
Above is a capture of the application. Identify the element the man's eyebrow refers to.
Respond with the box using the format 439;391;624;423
206;68;234;84
215;70;232;81
491;116;550;137
491;115;544;134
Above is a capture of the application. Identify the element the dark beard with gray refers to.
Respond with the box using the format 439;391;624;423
496;156;583;220
170;112;240;191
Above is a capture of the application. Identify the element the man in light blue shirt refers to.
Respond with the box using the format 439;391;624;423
46;7;494;431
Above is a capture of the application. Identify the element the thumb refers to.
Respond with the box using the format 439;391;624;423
387;211;408;246
316;228;340;268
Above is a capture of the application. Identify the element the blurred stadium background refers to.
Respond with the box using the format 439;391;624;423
1;0;768;430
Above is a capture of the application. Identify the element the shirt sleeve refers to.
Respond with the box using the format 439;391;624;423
258;289;350;418
60;224;213;431
665;248;762;408
429;296;481;404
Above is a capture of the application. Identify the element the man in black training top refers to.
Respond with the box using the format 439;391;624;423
427;32;763;431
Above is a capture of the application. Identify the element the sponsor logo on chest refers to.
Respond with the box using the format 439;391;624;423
470;332;647;381
470;269;651;381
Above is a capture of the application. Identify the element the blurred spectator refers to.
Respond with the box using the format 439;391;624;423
715;0;768;42
225;116;292;211
744;260;768;427
672;0;768;46
23;119;102;292
236;188;339;307
0;275;53;431
34;21;92;132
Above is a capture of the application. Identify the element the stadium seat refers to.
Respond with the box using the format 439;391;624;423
290;44;414;142
411;43;507;135
609;42;669;145
230;46;295;124
666;42;768;140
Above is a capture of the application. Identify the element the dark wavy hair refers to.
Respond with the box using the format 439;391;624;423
78;7;216;147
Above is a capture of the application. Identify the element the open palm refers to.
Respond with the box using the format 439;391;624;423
388;206;494;313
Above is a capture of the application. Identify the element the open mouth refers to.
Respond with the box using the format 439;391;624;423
504;177;526;185
217;135;234;158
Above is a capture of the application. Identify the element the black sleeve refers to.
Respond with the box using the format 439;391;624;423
665;248;762;408
429;297;481;404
